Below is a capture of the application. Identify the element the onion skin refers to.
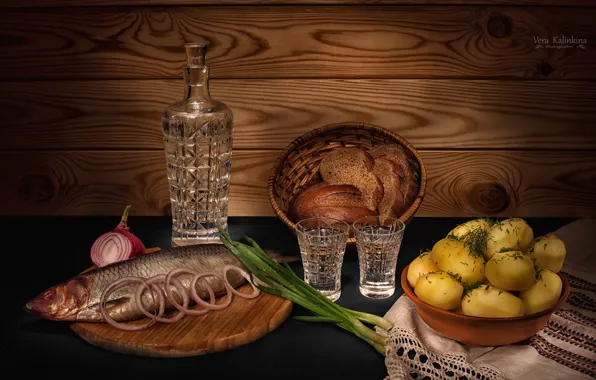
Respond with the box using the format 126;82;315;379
91;205;146;268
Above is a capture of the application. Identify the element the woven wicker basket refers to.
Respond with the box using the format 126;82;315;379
267;122;427;244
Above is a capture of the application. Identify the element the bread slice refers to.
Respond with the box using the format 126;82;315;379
319;148;384;212
373;157;405;219
369;144;420;212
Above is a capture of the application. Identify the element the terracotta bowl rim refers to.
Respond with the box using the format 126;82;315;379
401;264;570;322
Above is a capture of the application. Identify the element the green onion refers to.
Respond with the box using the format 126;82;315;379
217;227;393;355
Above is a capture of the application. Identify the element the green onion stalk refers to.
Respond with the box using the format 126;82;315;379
217;227;393;355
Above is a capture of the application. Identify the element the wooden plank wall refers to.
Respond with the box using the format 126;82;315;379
0;1;595;218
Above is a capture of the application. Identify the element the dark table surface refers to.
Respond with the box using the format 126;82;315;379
4;216;575;380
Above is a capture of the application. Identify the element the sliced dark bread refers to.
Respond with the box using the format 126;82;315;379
369;144;420;212
319;148;384;213
372;157;405;219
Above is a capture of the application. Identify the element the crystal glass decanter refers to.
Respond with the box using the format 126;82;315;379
162;42;234;246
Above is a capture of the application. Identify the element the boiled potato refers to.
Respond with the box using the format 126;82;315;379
407;251;439;288
484;218;534;260
529;235;566;273
485;251;537;291
414;271;464;311
449;218;492;240
430;238;486;285
519;268;563;315
461;285;524;318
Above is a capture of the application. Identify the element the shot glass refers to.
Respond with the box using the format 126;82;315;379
353;216;406;299
295;217;350;302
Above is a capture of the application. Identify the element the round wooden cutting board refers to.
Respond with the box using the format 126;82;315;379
70;248;293;357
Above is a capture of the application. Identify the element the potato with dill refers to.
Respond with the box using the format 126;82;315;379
485;251;537;291
519;268;563;315
449;218;492;240
430;238;486;286
484;218;534;260
407;251;439;288
529;235;566;273
461;285;525;318
414;271;464;310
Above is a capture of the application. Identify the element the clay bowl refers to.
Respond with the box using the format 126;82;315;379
400;265;570;347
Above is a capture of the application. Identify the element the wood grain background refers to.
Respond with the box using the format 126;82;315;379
1;7;594;80
0;0;594;218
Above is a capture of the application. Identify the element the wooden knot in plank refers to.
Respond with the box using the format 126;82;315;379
162;202;172;216
18;174;55;203
486;14;512;39
468;183;510;214
538;62;553;76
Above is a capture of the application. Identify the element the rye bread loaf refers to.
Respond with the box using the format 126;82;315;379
319;148;384;212
288;181;376;224
369;144;420;211
372;157;405;220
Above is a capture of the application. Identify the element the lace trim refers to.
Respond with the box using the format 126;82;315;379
381;327;506;380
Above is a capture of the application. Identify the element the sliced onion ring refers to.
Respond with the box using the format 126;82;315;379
164;268;211;316
223;265;261;299
100;276;162;331
135;275;186;324
190;272;231;310
253;276;272;288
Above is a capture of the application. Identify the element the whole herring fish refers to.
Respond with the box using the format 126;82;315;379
24;244;247;322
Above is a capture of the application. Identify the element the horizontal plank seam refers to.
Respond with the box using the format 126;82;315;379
3;4;596;10
2;148;595;153
3;77;596;83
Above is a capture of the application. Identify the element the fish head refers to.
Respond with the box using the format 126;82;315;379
24;276;89;321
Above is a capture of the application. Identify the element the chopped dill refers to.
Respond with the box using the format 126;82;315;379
462;281;484;297
489;251;525;263
498;290;503;295
445;271;464;285
487;218;500;226
484;285;490;290
451;227;489;258
498;247;515;253
510;252;525;260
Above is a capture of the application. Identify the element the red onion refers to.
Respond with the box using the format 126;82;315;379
223;265;261;299
100;277;162;331
90;205;146;268
190;272;232;310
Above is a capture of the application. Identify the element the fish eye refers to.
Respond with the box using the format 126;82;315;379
43;289;55;301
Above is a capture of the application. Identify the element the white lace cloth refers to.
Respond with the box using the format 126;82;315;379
381;219;596;380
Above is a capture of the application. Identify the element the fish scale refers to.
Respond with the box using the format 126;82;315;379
25;244;247;322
